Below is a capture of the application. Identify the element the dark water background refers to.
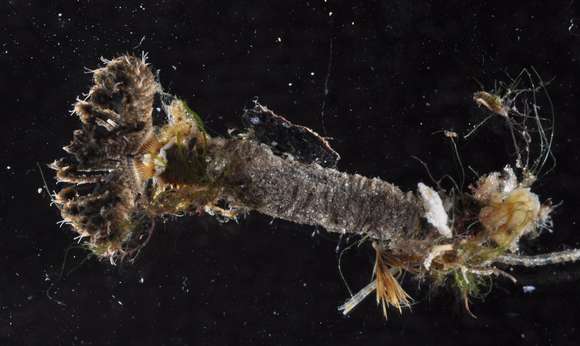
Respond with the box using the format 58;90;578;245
2;1;580;345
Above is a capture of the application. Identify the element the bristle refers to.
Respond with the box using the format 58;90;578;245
136;130;162;155
131;158;155;183
373;243;412;318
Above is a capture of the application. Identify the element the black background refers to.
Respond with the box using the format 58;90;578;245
2;1;580;345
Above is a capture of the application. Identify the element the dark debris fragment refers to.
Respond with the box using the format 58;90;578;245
241;102;340;168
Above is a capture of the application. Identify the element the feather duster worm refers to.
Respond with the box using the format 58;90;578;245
51;56;580;318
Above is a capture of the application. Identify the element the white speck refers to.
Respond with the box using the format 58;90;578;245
351;21;355;26
117;300;123;306
310;72;315;76
6;166;11;170
288;82;293;87
329;11;333;16
37;188;43;194
500;165;518;193
139;277;144;284
276;37;282;43
57;13;62;17
171;65;177;70
522;285;536;293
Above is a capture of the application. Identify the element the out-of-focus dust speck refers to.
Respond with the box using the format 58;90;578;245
181;276;190;293
569;18;579;36
522;285;536;293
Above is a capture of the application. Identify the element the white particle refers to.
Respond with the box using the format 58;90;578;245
139;277;144;284
288;82;293;87
58;13;62;17
329;11;333;16
276;37;282;43
37;188;43;194
522;285;536;293
310;72;315;76
6;166;11;170
418;182;452;238
351;21;355;26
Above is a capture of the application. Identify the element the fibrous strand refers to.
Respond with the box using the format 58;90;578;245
497;249;580;267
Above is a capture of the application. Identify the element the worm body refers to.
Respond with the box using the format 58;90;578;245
51;55;575;317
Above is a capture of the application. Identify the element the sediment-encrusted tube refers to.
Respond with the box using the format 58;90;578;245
206;138;424;242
